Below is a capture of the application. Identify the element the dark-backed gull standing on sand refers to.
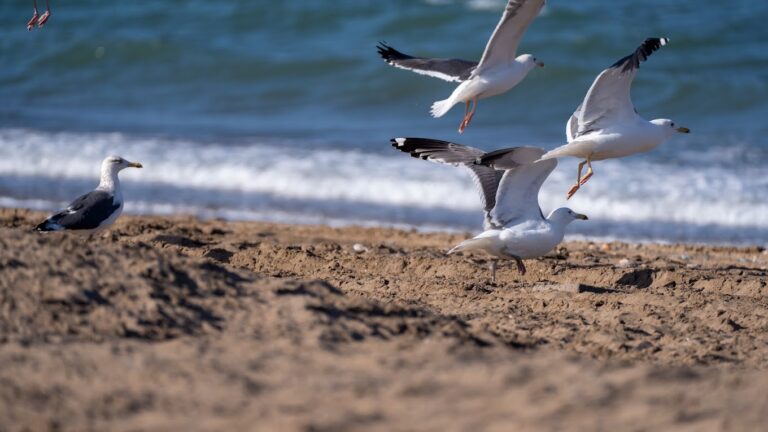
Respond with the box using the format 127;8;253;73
540;38;691;199
392;138;587;282
36;155;142;234
377;0;545;133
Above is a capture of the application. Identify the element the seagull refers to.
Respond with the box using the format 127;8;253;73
36;156;142;234
377;0;545;134
392;137;587;282
27;0;51;30
539;38;691;199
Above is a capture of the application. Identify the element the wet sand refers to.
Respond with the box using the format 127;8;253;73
1;208;767;431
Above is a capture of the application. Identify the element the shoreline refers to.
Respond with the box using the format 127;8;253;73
1;207;767;429
3;203;766;250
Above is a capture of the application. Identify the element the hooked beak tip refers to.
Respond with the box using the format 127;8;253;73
677;127;690;134
536;61;545;68
128;162;143;168
577;214;589;221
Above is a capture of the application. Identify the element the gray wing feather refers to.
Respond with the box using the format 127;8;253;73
391;138;502;217
566;104;581;141
377;43;477;82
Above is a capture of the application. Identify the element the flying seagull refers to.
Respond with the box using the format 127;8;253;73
378;0;545;134
540;38;690;199
27;0;51;30
392;137;587;282
36;155;142;234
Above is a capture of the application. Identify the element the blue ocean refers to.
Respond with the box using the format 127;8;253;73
1;1;767;244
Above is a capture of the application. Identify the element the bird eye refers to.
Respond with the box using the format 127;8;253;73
671;122;675;127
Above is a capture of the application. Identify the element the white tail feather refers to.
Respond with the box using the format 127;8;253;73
539;140;598;162
430;97;457;118
538;147;566;161
447;237;495;255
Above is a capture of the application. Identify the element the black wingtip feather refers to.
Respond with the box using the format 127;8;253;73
477;148;525;169
611;37;669;73
376;42;413;63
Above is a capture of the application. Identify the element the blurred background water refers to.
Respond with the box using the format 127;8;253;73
1;0;767;244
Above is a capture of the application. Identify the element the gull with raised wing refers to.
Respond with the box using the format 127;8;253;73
36;156;142;235
378;0;545;133
392;137;587;282
540;38;690;199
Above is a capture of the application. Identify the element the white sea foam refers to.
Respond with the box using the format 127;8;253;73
1;128;767;244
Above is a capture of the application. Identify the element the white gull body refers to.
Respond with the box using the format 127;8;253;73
430;54;539;117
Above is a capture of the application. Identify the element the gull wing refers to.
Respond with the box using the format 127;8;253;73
377;43;477;82
484;148;556;227
392;138;549;229
391;138;502;219
40;190;120;231
576;38;669;134
473;0;545;75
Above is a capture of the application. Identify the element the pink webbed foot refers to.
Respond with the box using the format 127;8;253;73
37;9;50;27
27;10;39;30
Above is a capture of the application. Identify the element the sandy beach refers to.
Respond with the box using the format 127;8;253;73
0;208;766;430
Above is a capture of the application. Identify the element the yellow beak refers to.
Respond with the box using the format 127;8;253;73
575;213;589;220
128;161;143;168
676;127;690;133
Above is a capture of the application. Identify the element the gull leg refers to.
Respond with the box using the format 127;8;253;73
500;253;526;276
458;101;470;133
459;98;478;134
511;255;526;275
37;0;51;27
27;0;39;31
579;158;594;186
567;160;587;200
489;260;497;284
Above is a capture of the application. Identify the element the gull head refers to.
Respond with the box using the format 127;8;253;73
517;54;545;69
102;155;143;174
651;119;690;137
547;207;588;226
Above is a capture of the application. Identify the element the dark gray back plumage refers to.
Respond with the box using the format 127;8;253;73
36;190;120;231
376;42;477;82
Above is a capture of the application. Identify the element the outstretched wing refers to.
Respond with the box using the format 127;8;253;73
392;138;548;229
473;0;545;74
377;43;477;82
484;148;556;227
576;38;669;133
392;138;502;219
